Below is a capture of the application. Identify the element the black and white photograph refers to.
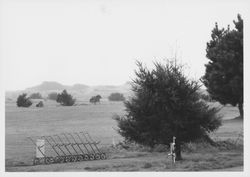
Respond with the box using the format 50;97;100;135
0;0;249;175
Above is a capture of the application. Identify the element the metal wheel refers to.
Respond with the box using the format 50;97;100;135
45;157;51;164
83;154;89;161
40;157;46;164
71;155;78;162
69;156;74;162
65;156;71;163
59;156;65;163
54;156;60;163
77;155;83;161
49;157;54;164
94;153;101;160
33;158;39;165
100;153;106;160
89;154;95;161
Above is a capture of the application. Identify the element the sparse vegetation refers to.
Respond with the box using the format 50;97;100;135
29;92;42;99
108;93;125;101
115;61;221;160
56;90;76;106
16;93;32;107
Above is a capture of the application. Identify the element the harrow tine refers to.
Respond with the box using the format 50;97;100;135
80;132;96;154
62;133;79;155
27;137;36;146
85;133;95;143
86;133;101;153
54;134;72;155
68;133;85;154
74;132;91;154
46;135;67;156
41;136;61;157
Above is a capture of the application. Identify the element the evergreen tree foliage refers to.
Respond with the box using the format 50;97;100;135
16;93;32;107
56;90;76;106
108;93;125;101
202;14;243;117
115;61;221;160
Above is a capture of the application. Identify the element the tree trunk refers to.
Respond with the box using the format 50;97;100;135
175;141;182;161
238;103;243;118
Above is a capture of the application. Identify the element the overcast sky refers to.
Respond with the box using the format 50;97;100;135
1;0;249;91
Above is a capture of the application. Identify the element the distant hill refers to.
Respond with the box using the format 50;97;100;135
26;81;69;91
5;81;132;101
5;81;210;103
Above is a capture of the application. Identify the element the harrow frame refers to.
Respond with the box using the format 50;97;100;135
27;131;107;165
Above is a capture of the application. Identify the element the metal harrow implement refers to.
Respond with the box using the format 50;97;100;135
27;131;107;165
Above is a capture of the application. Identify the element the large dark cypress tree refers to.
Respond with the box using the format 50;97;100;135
115;61;221;160
202;14;243;118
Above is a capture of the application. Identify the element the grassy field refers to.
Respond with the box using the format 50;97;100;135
5;99;243;171
5;100;125;167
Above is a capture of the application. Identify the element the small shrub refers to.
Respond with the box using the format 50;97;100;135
56;90;76;106
16;93;32;107
36;101;44;107
89;95;102;104
108;93;125;101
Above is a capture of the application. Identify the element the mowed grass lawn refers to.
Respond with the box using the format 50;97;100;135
5;100;243;170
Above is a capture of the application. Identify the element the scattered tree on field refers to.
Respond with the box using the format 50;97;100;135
108;92;125;101
16;93;32;107
114;61;221;160
36;101;44;107
202;14;243;118
29;92;43;99
89;95;102;104
56;90;76;106
47;92;58;100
